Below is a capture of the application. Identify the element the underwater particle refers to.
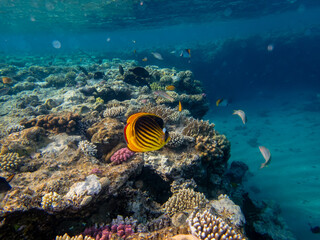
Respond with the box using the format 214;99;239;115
41;192;61;209
52;40;61;49
267;44;274;52
106;37;111;42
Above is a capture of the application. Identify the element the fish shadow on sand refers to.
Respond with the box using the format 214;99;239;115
247;137;259;148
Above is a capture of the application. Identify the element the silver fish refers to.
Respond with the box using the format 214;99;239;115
151;52;163;60
233;110;247;124
154;90;174;102
259;146;271;169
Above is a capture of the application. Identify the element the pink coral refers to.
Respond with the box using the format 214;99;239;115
110;147;135;165
82;224;133;240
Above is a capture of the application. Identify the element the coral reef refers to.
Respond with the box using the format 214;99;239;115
187;209;246;240
164;188;208;217
0;57;294;240
110;147;135;165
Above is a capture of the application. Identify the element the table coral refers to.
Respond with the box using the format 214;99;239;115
110;147;135;165
164;188;208;217
187;209;246;240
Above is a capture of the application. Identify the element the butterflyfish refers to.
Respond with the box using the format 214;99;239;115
233;110;247;124
124;113;170;152
178;101;182;112
259;146;271;169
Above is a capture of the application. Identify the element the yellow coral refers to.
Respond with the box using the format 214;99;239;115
41;192;61;209
95;97;104;104
55;233;94;240
0;152;21;171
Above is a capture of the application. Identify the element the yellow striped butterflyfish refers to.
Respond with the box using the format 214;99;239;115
124;113;170;152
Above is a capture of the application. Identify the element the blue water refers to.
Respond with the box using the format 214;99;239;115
1;1;320;239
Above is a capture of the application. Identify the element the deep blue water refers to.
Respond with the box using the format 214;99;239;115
1;1;320;239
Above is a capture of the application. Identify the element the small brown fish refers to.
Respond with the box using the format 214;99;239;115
142;57;148;62
165;85;175;91
259;146;271;169
233;110;247;124
2;77;12;84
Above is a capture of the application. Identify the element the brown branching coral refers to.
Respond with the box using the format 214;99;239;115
182;118;215;138
20;112;81;134
140;104;176;122
194;134;230;162
166;132;194;149
163;188;208;217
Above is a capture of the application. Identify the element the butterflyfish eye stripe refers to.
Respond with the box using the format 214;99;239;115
136;130;159;147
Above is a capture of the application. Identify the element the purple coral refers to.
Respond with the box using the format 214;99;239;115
82;224;134;240
110;147;135;165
